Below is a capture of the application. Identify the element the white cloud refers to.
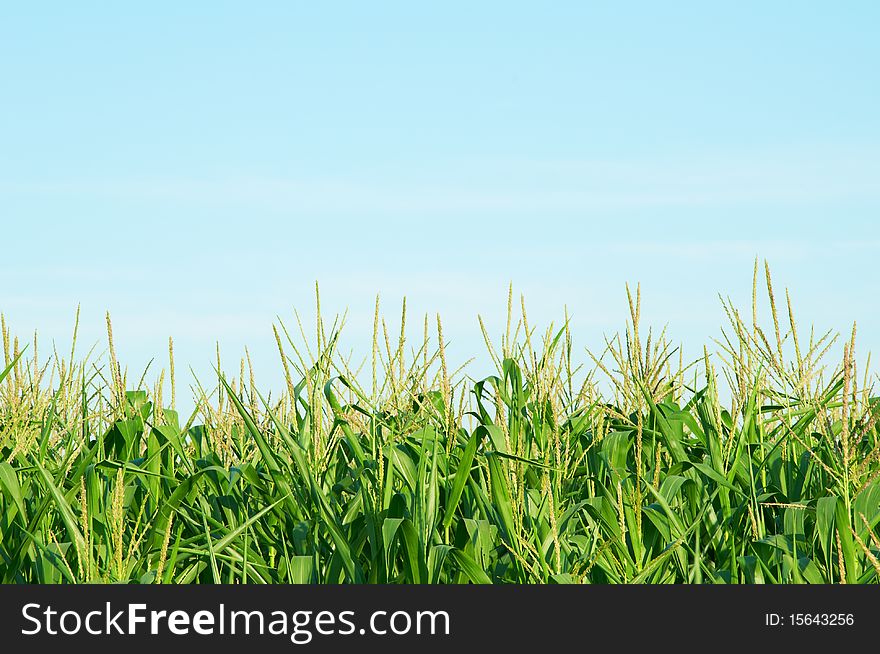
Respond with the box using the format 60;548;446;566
3;145;878;214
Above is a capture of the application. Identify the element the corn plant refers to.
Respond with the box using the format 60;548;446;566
0;263;878;584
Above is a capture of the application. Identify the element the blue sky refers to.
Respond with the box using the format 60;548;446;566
2;3;879;398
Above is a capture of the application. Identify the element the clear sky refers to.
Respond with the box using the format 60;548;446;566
2;3;879;400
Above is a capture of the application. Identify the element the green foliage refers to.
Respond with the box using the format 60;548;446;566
1;267;879;584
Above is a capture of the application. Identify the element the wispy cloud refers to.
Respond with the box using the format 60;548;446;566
4;146;878;214
603;238;880;263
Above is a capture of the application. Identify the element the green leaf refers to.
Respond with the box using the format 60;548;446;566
0;462;25;520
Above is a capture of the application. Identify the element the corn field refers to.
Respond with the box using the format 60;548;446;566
1;263;879;584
